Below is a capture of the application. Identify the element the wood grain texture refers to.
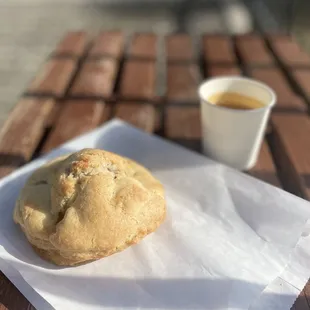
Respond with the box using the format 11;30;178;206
54;31;88;57
128;33;157;59
45;102;61;128
0;98;54;178
69;59;118;98
165;106;201;139
207;65;241;77
42;100;104;153
292;289;310;310
165;106;201;151
249;67;307;112
166;64;200;102
166;34;194;62
154;106;162;132
270;113;310;199
268;35;310;67
302;281;310;309
203;35;236;65
235;35;273;66
114;103;155;132
100;105;112;125
119;60;156;100
0;272;34;310
291;69;310;101
88;31;124;58
27;59;76;97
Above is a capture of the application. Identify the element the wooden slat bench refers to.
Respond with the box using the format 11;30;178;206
1;31;310;310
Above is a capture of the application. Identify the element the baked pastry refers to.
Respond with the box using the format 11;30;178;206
13;149;166;266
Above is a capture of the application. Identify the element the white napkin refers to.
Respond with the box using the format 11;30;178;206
0;119;310;310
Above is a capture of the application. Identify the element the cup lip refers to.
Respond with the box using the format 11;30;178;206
198;75;277;114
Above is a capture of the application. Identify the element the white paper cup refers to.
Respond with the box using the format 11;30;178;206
199;76;276;171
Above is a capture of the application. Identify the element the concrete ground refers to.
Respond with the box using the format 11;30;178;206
0;0;283;126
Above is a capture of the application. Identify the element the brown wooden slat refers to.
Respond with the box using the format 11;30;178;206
0;272;34;310
268;35;310;67
166;34;194;62
119;60;156;100
114;103;155;132
270;113;310;199
207;65;241;77
128;33;157;59
88;31;124;58
291;69;310;101
27;59;76;97
0;98;54;177
166;106;201;138
45;102;60;128
54;31;88;57
154;107;162;132
302;281;310;309
69;59;118;98
248;141;280;187
235;35;274;66
203;35;236;65
100;105;112;125
249;67;307;112
292;289;310;310
165;106;201;151
42;100;104;153
166;63;200;102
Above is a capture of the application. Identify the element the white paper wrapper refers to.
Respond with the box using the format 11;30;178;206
0;119;310;310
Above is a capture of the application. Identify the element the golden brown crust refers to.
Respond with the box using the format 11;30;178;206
14;149;166;266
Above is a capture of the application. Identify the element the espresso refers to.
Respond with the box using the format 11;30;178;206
208;92;265;110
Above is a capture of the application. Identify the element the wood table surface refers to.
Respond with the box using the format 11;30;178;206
1;31;310;310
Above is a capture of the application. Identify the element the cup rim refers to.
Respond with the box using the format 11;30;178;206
198;76;277;114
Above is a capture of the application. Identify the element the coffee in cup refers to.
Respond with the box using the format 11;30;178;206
207;92;265;110
198;76;276;171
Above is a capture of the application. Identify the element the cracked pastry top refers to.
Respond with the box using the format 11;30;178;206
13;148;166;266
